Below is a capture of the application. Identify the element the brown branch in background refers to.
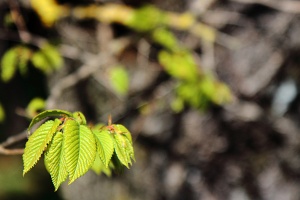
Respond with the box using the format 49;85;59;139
6;0;46;47
8;0;31;43
0;130;27;155
231;0;300;14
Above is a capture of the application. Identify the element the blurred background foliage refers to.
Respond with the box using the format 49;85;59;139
1;0;300;199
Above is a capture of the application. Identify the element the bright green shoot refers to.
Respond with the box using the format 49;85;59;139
23;109;135;191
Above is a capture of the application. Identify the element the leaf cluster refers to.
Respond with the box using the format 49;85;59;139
23;109;135;191
1;43;62;82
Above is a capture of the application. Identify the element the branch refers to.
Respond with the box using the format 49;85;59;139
231;0;300;14
0;130;27;155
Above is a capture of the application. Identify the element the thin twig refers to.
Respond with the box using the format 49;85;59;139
8;0;31;43
0;146;24;155
0;130;27;155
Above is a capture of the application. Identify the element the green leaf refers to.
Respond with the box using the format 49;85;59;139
1;47;18;82
0;102;5;123
111;124;133;144
113;133;130;168
93;129;114;167
72;111;87;125
31;43;63;74
64;120;96;184
110;152;124;174
31;51;52;74
26;98;45;118
127;5;165;32
109;66;129;96
18;47;32;76
23;119;61;175
91;153;112;177
44;132;68;191
171;97;184;113
28;109;72;133
41;44;63;70
152;27;179;50
158;50;200;82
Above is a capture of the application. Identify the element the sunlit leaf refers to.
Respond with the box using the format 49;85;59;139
64;119;96;184
112;124;133;144
23;119;61;175
30;0;69;27
28;109;72;133
93;129;114;167
45;132;68;191
72;111;87;125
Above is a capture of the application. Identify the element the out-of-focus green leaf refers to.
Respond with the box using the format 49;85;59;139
30;0;69;27
41;44;63;70
1;46;32;82
91;153;112;177
171;97;184;113
31;43;63;74
0;103;5;123
31;51;52;74
200;76;232;105
1;47;18;82
159;50;199;82
26;98;45;118
109;65;129;96
18;47;32;76
152;27;179;51
127;5;165;32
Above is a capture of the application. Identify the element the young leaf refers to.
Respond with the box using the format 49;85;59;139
113;133;130;168
28;109;72;133
44;132;68;191
91;153;112;177
23;119;61;175
113;124;133;144
72;111;86;125
93;129;114;167
1;47;18;82
64;120;96;184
